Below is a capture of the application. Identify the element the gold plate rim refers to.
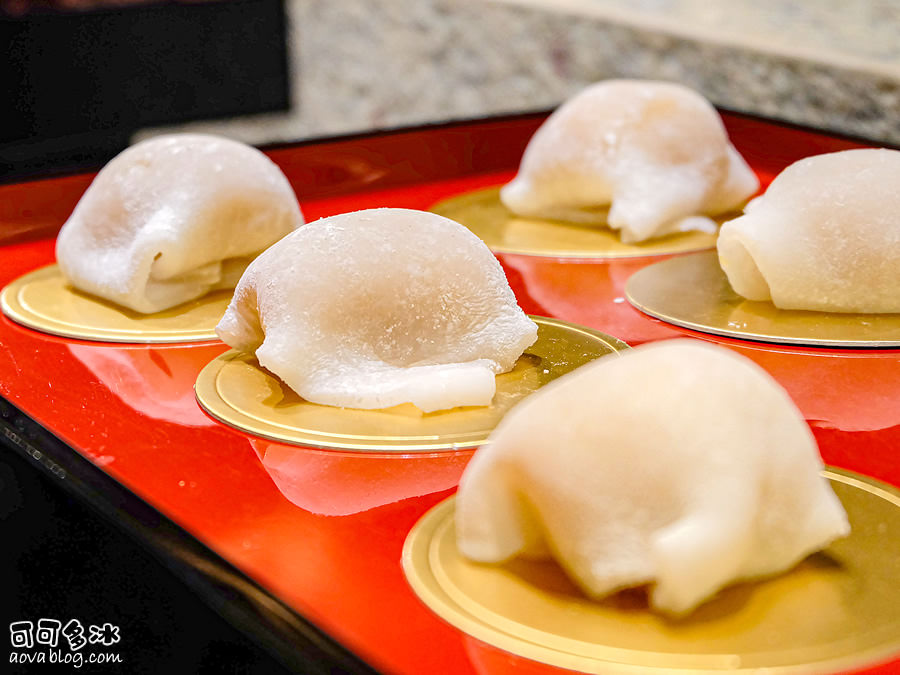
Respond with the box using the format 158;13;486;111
625;252;900;348
430;186;720;260
1;264;224;344
402;468;900;674
194;316;629;453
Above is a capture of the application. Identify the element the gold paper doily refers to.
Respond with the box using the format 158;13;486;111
403;468;900;674
1;264;227;343
194;317;628;452
431;187;720;259
626;252;900;348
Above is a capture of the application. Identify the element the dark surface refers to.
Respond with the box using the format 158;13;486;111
1;0;290;182
0;397;380;674
1;440;297;674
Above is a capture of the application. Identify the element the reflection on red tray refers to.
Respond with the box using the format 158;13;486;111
1;112;898;674
251;439;472;517
500;254;683;346
66;343;226;427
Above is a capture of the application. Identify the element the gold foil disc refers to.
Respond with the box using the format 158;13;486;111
431;187;720;259
626;252;900;348
1;264;227;343
403;469;900;674
194;317;628;452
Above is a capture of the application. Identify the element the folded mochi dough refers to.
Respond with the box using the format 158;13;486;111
718;148;900;313
500;80;759;243
456;340;849;615
216;208;539;412
56;134;303;313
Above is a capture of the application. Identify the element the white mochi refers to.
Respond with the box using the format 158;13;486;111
216;208;538;412
456;340;849;615
500;80;759;243
718;148;900;313
56;134;303;313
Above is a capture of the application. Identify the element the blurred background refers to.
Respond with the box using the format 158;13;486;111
2;0;899;183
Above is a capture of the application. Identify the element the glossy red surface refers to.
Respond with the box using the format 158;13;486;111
1;114;898;674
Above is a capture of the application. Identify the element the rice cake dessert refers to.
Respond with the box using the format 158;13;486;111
456;340;849;615
216;208;538;412
56;134;303;313
718;148;900;313
501;80;759;244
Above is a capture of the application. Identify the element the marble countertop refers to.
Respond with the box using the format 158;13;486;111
136;0;900;146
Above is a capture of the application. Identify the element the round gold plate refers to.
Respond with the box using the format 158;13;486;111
1;264;228;343
431;187;720;259
403;468;900;674
626;252;900;348
194;317;628;452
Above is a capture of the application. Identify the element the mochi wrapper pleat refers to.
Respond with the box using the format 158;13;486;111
456;340;849;615
501;80;759;244
56;134;303;314
216;208;539;413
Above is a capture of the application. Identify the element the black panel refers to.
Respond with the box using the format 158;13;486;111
1;0;290;180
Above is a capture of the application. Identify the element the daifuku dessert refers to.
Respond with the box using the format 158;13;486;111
216;208;538;412
56;134;303;313
501;80;759;243
718;148;900;313
456;340;849;615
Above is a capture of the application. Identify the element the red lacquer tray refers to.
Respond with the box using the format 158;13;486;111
1;112;899;674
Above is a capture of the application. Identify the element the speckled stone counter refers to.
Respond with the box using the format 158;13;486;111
136;0;900;146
